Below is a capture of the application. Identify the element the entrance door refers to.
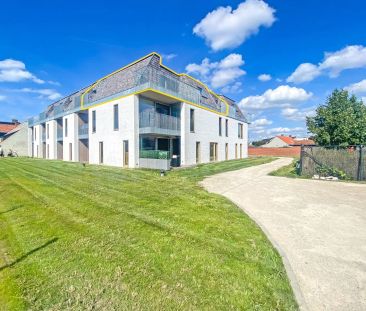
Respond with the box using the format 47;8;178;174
123;140;129;167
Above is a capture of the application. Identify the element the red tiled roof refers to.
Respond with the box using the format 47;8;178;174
276;135;295;145
293;139;316;146
0;123;18;133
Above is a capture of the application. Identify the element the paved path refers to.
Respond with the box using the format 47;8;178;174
201;158;366;311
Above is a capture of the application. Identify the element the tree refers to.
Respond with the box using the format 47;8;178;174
306;89;366;146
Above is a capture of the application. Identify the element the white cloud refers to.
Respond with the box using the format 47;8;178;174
0;59;44;84
287;45;366;84
162;53;177;61
319;45;366;77
186;53;246;89
221;81;243;94
345;79;366;94
258;73;272;81
0;95;6;101
281;107;315;121
249;118;273;133
266;126;304;135
250;118;272;127
193;0;276;51
20;88;62;100
286;63;321;84
239;85;312;110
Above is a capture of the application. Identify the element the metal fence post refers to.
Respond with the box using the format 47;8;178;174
358;145;364;181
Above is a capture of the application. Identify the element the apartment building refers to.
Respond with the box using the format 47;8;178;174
28;52;249;169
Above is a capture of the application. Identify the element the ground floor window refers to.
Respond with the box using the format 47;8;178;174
99;142;103;164
210;142;218;162
225;143;228;160
123;140;129;167
47;144;49;159
235;143;238;159
240;144;243;158
196;141;200;163
69;143;73;161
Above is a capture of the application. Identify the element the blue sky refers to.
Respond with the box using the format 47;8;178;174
1;0;366;140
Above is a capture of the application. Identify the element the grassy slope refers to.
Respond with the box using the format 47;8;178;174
0;157;297;310
269;159;300;178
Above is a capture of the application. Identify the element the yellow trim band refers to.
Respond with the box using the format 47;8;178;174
80;52;230;116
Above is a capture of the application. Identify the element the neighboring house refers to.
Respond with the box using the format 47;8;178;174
28;52;249;169
263;135;315;148
0;120;19;140
0;122;28;156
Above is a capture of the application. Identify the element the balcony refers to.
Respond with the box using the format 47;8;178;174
139;111;180;136
78;124;89;139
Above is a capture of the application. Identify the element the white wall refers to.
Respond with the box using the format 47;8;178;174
62;113;78;162
263;137;288;148
88;95;139;168
32;124;42;158
45;120;57;159
180;103;248;166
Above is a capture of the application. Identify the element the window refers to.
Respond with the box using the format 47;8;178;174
156;103;170;115
34;128;37;141
92;110;96;133
65;118;68;137
238;123;243;139
47;144;49;159
225;143;228;160
240;144;243;158
69;143;72;161
196;142;201;164
113;104;119;130
235;143;238;159
190;109;195;132
47;124;49;139
225;119;228;137
99;141;103;164
219;117;222;136
210;143;218;162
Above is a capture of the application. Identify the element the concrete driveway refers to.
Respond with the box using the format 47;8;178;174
201;158;366;311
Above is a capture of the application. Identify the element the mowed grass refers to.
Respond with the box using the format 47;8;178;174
0;157;298;310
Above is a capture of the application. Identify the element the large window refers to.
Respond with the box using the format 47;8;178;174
113;104;119;130
92;110;96;133
210;142;218;162
190;109;195;132
219;117;222;136
235;143;238;159
34;128;37;141
225;119;228;137
65;118;68;137
140;137;155;150
238;123;243;139
47;124;49;139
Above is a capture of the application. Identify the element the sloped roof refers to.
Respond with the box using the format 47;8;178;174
293;139;316;146
277;135;295;145
0;122;18;134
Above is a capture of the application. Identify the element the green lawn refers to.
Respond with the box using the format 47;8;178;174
0;157;298;310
